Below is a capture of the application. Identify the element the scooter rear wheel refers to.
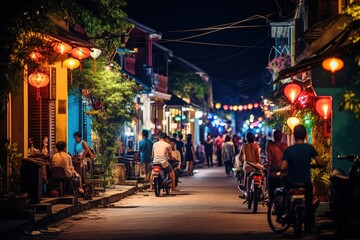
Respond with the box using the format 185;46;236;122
154;177;161;197
267;195;290;233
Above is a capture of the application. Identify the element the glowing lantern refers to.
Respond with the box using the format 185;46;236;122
258;116;263;122
243;105;248;110
215;103;221;109
254;102;259;108
248;103;253;110
223;104;229;111
233;105;238;111
287;117;300;132
71;47;90;71
71;47;91;60
90;48;102;73
53;41;73;68
238;105;243;111
322;57;344;86
229;105;233;110
284;83;302;103
63;57;80;84
53;41;72;54
29;51;43;62
316;97;332;135
28;71;50;100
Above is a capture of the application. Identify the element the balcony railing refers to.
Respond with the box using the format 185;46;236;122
124;56;136;75
154;73;168;93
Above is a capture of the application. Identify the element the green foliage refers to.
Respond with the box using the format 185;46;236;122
343;0;360;43
0;142;23;194
339;0;360;119
71;57;139;174
339;75;360;119
169;63;207;100
0;0;132;112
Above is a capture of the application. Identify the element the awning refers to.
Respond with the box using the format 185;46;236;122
275;15;358;82
121;69;151;91
50;26;98;49
164;92;190;108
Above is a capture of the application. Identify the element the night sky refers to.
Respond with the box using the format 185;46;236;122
124;0;295;105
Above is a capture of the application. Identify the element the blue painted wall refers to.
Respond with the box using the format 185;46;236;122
67;93;80;156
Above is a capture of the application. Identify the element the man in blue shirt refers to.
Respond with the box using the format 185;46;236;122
138;130;154;183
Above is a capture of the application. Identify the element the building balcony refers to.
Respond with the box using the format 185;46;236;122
154;73;168;93
124;56;136;75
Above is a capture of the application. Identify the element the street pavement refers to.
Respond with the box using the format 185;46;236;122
19;166;319;240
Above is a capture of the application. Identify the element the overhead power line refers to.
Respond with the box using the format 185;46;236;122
160;39;266;48
165;25;268;33
161;13;277;42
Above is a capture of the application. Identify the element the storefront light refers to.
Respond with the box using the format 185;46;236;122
195;111;203;118
165;111;170;117
198;120;203;125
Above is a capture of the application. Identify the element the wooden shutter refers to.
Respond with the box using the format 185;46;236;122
28;82;50;151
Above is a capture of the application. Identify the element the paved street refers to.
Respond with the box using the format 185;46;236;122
34;166;317;240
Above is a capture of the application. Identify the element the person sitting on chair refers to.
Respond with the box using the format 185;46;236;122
52;141;84;194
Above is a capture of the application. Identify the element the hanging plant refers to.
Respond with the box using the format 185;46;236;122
267;54;291;73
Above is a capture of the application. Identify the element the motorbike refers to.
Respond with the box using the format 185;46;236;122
238;160;268;213
151;160;179;197
328;154;360;236
267;165;322;238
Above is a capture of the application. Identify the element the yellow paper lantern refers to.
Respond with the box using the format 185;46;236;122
63;58;80;84
287;117;300;132
215;103;221;109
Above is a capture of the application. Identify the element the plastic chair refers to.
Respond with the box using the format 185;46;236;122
51;167;75;196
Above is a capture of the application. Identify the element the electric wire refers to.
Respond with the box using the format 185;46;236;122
191;33;270;65
161;13;275;42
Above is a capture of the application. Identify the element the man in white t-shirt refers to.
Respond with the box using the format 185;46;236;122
150;133;180;192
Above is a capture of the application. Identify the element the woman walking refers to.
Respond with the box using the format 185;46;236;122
204;134;214;167
184;134;196;176
222;135;235;177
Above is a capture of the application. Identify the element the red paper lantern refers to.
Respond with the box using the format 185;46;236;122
223;104;229;111
315;97;332;120
28;71;50;100
71;47;91;60
284;83;302;103
315;96;332;136
322;57;344;86
53;42;72;54
29;51;43;62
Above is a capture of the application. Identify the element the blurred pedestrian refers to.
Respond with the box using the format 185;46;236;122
176;133;185;169
222;135;235;177
215;133;224;167
138;129;154;183
204;134;214;167
184;134;196;175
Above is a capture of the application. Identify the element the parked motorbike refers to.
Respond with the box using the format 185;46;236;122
238;161;268;213
267;165;322;238
328;154;360;235
151;160;179;197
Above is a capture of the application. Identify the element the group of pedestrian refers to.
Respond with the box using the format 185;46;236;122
138;130;198;188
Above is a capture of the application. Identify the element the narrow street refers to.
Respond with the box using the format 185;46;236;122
37;166;317;240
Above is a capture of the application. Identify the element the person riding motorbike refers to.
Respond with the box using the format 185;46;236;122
279;124;324;233
149;133;180;192
239;132;263;193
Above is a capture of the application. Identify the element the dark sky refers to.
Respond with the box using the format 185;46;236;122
124;0;295;104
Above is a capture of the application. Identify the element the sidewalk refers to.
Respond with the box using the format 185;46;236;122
315;202;360;239
1;181;149;239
